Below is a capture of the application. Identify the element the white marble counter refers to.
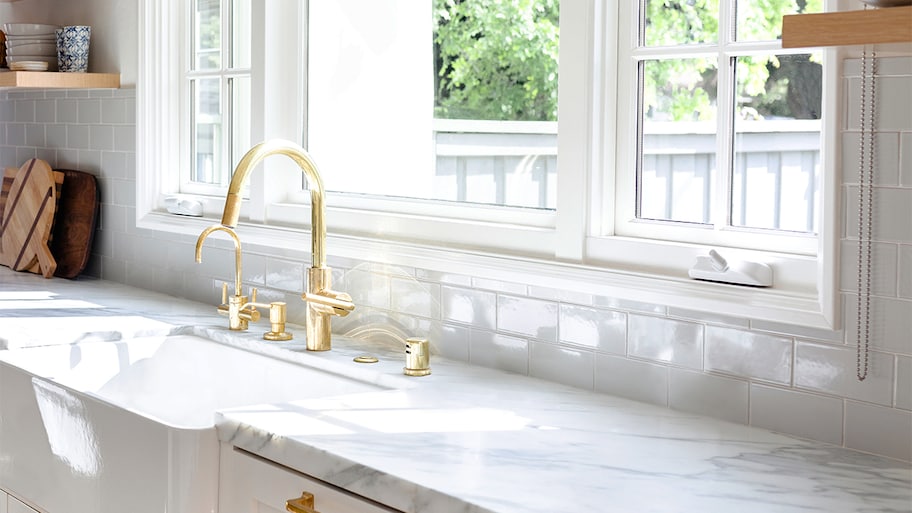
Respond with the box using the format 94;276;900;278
1;269;910;513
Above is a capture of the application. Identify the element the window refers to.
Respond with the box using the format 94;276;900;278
138;0;840;328
182;0;251;196
611;0;823;255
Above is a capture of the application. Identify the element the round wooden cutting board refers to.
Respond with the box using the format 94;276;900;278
0;158;58;278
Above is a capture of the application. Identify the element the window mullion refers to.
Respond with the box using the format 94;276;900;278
713;0;736;232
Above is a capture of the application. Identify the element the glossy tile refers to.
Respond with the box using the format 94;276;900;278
795;342;894;406
559;304;626;354
845;186;912;243
441;286;496;330
669;368;749;424
340;267;391;309
900;245;912;299
844;295;912;354
472;277;527;295
845;401;912;461
530;341;595;390
497;295;558;342
469;330;528;375
595;354;668;406
628;315;704;370
704;327;792;384
437;323;470;362
897;355;912;411
667;307;749;329
839;240;899;296
749;384;843;445
902;132;912;187
842;131;900;186
390;277;441;319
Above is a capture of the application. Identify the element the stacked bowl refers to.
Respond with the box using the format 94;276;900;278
3;23;60;71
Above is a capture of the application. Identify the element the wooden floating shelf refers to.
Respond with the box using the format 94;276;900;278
0;71;120;89
782;6;912;48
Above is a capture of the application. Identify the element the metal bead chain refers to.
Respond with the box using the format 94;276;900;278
856;44;876;382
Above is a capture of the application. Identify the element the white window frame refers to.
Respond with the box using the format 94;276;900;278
137;0;840;329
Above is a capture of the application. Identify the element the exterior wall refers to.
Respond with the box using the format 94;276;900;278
0;2;908;462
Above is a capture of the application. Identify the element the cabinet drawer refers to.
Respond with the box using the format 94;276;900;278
219;444;401;513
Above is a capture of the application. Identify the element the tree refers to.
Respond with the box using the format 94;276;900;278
433;0;559;122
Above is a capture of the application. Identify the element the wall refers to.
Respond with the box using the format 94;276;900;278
0;1;909;462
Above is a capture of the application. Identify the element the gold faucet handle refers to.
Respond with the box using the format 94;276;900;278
301;290;354;317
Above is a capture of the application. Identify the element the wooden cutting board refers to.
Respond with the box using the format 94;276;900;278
0;159;58;277
50;169;99;279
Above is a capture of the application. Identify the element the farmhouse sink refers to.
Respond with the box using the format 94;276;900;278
0;333;387;513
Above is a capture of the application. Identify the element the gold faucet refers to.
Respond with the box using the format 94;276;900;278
195;224;293;341
214;139;353;351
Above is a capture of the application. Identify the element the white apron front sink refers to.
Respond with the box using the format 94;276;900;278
0;334;385;513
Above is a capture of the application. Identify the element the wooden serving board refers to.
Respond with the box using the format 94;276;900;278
0;159;58;277
50;169;99;279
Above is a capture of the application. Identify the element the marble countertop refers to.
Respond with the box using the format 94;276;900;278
1;269;910;513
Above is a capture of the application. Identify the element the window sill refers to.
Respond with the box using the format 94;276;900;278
138;210;837;330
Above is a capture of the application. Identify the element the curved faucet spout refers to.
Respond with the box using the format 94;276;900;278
221;139;327;268
195;224;243;295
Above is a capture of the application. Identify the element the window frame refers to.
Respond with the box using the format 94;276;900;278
136;0;840;330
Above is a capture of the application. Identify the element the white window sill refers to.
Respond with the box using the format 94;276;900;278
138;209;837;330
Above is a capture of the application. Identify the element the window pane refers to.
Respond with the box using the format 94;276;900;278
229;76;251;174
307;0;558;210
731;54;821;233
638;58;717;224
643;0;719;47
194;0;220;70
735;0;823;42
191;78;223;185
230;0;250;69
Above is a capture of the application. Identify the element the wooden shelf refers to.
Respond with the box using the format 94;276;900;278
782;6;912;48
0;71;120;89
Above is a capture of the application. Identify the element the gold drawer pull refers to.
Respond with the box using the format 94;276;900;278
286;491;320;513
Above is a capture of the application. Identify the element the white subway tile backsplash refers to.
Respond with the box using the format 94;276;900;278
595;354;668;406
897;355;912;411
67;125;90;149
442;285;496;329
56;99;78;123
667;307;750;329
593;296;667;315
628;315;704;370
24;125;45;147
14;99;34;122
264;258;303;292
78;99;101;124
749;384;843;446
391;277;441;319
844;295;912;354
35;99;55;123
846;76;912;132
90;125;114;151
704;327;792;384
844;401;912;461
842;131;900;186
497;295;558;342
559;303;626;354
840;240;899;296
530;341;595;390
437;323;470;362
340;267;391;309
669;368;749;424
469;330;528;375
528;285;593;306
415;268;472;287
845;186;912;243
900;245;912;300
472;277;527;295
901;132;912;187
795;342;894;406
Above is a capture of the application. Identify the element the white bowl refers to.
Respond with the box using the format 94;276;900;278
1;23;60;36
6;55;57;71
5;43;55;56
5;38;56;46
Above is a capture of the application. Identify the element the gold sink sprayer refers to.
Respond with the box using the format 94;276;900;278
195;139;354;350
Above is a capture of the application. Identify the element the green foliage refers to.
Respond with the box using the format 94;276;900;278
433;0;559;122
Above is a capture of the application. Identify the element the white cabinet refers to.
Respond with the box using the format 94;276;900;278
218;444;401;513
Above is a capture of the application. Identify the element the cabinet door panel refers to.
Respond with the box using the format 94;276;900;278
219;444;400;513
